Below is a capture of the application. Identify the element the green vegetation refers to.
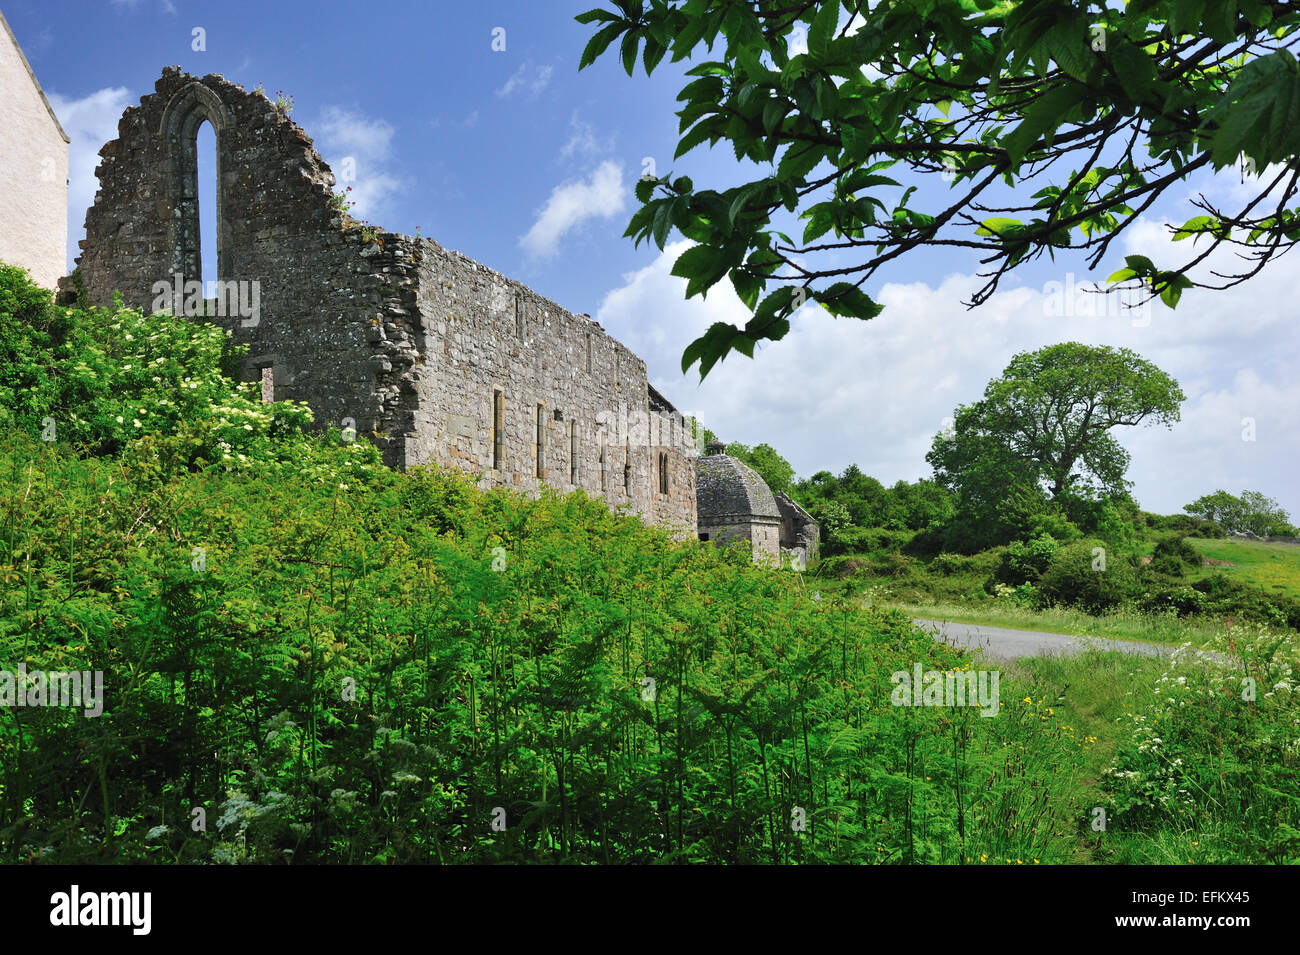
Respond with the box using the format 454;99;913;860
1;262;1295;864
1185;489;1298;537
928;343;1183;553
578;1;1300;377
772;339;1298;642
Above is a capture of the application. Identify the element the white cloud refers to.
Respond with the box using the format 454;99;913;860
519;160;627;260
313;106;402;222
496;62;554;100
560;111;613;160
593;228;1300;519
47;86;133;272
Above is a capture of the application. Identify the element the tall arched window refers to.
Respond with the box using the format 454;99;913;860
160;82;233;296
196;120;217;298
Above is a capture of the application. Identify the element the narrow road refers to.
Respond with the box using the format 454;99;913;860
912;618;1173;660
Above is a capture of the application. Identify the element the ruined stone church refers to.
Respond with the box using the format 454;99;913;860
10;59;815;564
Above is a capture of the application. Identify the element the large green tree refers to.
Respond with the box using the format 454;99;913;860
1185;489;1295;535
928;342;1183;546
578;1;1300;376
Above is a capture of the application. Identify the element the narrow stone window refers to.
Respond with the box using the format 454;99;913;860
599;435;607;492
515;293;524;340
623;441;632;494
586;332;592;374
260;365;274;403
658;452;669;495
536;404;546;479
197;119;217;300
570;422;579;485
161;82;232;300
493;390;505;470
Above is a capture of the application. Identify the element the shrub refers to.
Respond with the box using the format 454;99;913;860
1027;511;1082;544
871;551;918;578
928;552;969;575
994;533;1059;586
1036;538;1137;614
1136;585;1206;617
1192;573;1300;630
1146;534;1202;578
1143;512;1226;538
823;525;913;558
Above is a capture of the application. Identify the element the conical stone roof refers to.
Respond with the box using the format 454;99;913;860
695;453;781;522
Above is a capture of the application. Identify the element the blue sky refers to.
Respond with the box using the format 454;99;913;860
7;1;1298;519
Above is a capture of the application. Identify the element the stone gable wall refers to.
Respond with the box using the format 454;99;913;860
69;67;696;534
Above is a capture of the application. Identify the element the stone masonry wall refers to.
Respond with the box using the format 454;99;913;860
774;491;819;567
699;518;781;564
408;238;696;533
70;67;421;466
68;67;696;533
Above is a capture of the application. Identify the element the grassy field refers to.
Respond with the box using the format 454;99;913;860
882;596;1228;647
1184;537;1300;599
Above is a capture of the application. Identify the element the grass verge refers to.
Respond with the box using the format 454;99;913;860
885;597;1227;648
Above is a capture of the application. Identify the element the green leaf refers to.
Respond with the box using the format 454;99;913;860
840;171;900;195
675;118;721;159
1157;272;1192;308
681;321;740;377
575;8;620;25
620;31;640;76
814;282;883;319
730;268;762;310
727;181;768;228
808;1;840;58
651;199;675;249
671;244;727;299
763;98;790;135
975;217;1023;237
1109;41;1158;105
1206;49;1300;169
1002;85;1086;166
802;205;835;243
643;38;668;74
1122;254;1157;275
1172;215;1217;241
579;22;625;70
777;143;823;183
634;177;658;203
